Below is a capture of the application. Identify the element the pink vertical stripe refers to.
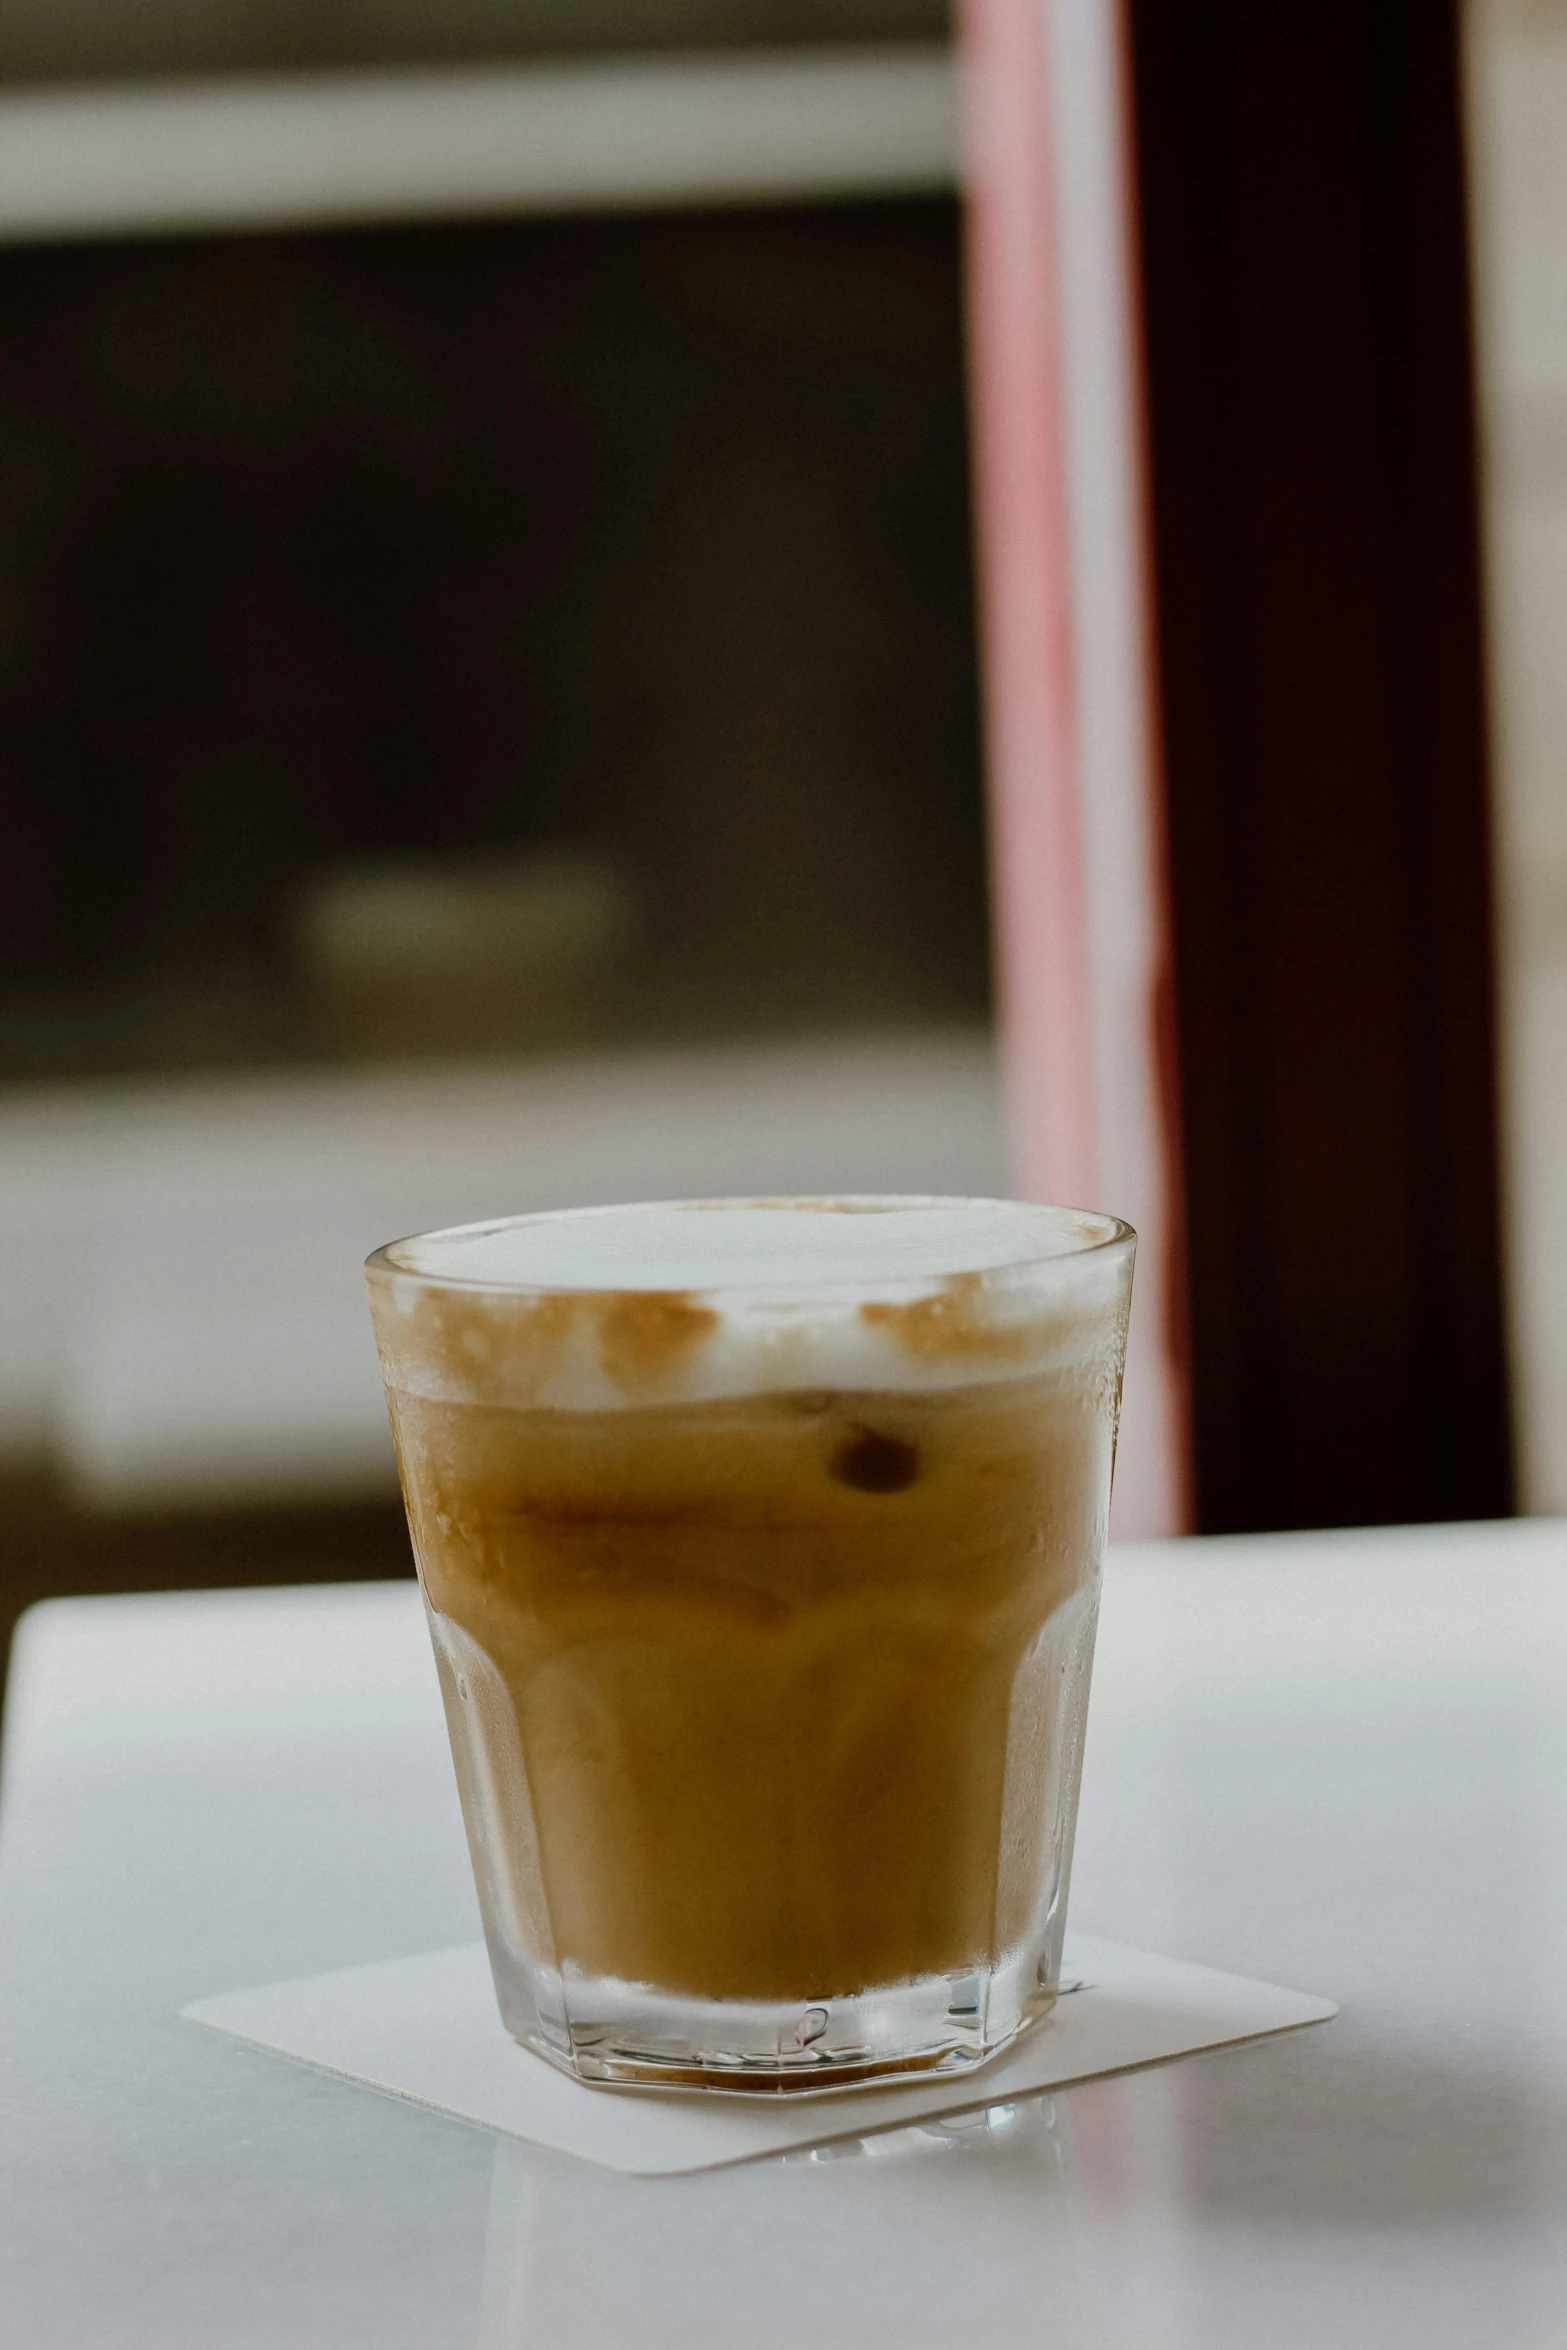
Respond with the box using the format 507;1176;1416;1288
959;0;1097;1209
959;0;1192;1532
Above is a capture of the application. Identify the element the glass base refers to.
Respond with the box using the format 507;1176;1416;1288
489;1943;1058;2097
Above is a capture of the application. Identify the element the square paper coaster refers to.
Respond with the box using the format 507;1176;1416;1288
183;1938;1335;2176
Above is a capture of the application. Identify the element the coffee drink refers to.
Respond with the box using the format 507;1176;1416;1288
367;1198;1133;2092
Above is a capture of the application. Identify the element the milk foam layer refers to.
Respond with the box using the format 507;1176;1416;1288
368;1197;1135;1413
386;1199;1116;1291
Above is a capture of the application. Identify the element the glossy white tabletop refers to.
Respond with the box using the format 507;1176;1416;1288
2;1520;1565;2347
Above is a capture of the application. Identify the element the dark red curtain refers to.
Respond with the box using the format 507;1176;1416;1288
1128;0;1512;1530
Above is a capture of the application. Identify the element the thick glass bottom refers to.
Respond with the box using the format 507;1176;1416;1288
488;1942;1059;2097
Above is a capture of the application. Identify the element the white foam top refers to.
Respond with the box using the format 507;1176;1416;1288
368;1198;1135;1409
380;1197;1121;1293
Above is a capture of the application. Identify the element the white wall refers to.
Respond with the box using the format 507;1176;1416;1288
1466;0;1567;1508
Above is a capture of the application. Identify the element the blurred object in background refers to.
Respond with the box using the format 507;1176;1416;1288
0;197;985;1081
0;48;958;241
966;0;1518;1540
1465;0;1567;1513
1127;0;1513;1535
960;0;1188;1540
0;2;993;1679
0;1;949;83
292;850;638;1060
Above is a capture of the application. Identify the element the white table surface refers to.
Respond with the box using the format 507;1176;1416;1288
2;1519;1564;2348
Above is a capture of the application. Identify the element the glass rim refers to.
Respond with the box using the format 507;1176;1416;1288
364;1194;1137;1300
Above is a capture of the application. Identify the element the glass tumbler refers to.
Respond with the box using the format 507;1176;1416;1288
366;1196;1134;2095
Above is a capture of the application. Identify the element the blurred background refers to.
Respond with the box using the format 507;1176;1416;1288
0;0;1557;1674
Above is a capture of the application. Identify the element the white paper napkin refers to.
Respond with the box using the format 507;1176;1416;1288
184;1936;1335;2175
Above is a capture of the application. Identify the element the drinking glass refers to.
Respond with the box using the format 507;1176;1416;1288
367;1196;1134;2094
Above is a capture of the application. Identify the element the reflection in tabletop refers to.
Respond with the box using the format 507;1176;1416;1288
475;2100;1099;2350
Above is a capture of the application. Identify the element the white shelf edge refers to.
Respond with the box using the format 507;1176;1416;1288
0;45;960;241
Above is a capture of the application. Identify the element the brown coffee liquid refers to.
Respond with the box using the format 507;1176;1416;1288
389;1370;1106;2005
